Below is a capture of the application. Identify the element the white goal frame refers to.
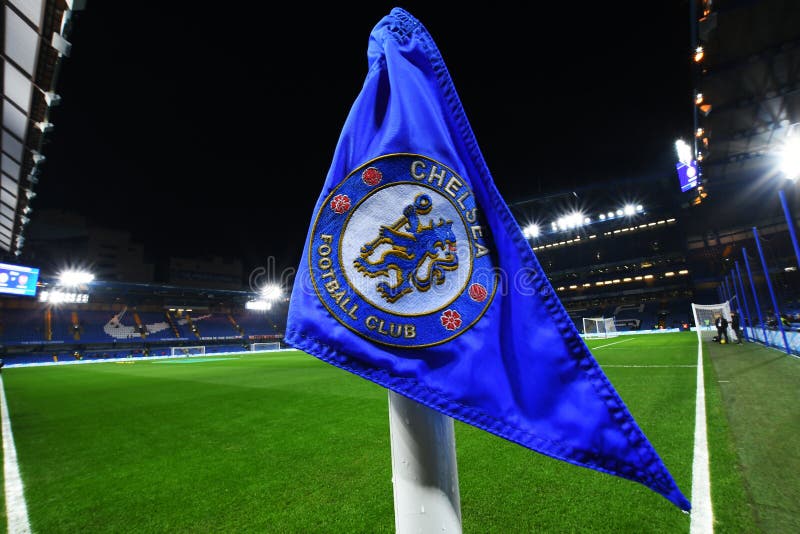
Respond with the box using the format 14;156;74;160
582;317;618;338
250;342;281;352
691;301;738;344
170;345;206;357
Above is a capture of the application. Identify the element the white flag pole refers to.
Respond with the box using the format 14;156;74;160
388;390;462;533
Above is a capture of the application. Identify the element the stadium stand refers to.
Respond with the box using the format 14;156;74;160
516;179;695;334
0;279;286;365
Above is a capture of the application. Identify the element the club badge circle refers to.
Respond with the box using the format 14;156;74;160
309;154;497;348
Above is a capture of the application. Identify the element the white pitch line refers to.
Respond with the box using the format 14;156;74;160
0;375;31;534
590;338;634;350
690;340;713;533
603;365;697;368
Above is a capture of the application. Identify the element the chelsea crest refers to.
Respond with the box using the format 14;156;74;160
309;154;497;347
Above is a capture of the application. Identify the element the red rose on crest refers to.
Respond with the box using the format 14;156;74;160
362;167;382;186
330;194;351;214
440;309;462;331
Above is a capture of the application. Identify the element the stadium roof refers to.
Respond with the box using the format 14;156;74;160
0;0;84;256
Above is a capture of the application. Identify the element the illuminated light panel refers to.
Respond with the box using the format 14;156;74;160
675;139;693;164
58;270;94;286
780;137;800;179
523;223;540;239
246;300;272;311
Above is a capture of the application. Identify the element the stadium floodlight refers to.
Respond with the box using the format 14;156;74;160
556;211;585;231
44;91;61;107
246;299;271;311
636;204;643;212
58;269;94;286
675;139;693;165
779;135;800;180
693;46;704;63
606;211;614;219
623;204;635;216
34;121;54;133
260;284;283;301
523;223;540;239
615;209;623;216
598;213;606;220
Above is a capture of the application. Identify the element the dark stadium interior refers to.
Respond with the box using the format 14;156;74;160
1;0;800;361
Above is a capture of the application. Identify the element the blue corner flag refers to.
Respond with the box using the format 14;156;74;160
285;7;690;512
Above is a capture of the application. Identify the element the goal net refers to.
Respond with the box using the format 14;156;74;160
170;346;206;357
250;342;281;352
691;301;738;343
582;317;618;338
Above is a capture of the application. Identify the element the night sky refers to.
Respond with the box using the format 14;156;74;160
37;2;694;275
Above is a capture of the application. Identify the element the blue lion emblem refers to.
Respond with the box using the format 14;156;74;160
354;194;459;303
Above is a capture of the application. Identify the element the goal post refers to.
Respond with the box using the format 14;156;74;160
250;341;281;352
582;317;618;338
691;301;738;343
170;346;206;357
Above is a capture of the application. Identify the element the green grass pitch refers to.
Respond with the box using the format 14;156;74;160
1;331;794;532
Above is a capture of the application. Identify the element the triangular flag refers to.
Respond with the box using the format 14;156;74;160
285;7;690;512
